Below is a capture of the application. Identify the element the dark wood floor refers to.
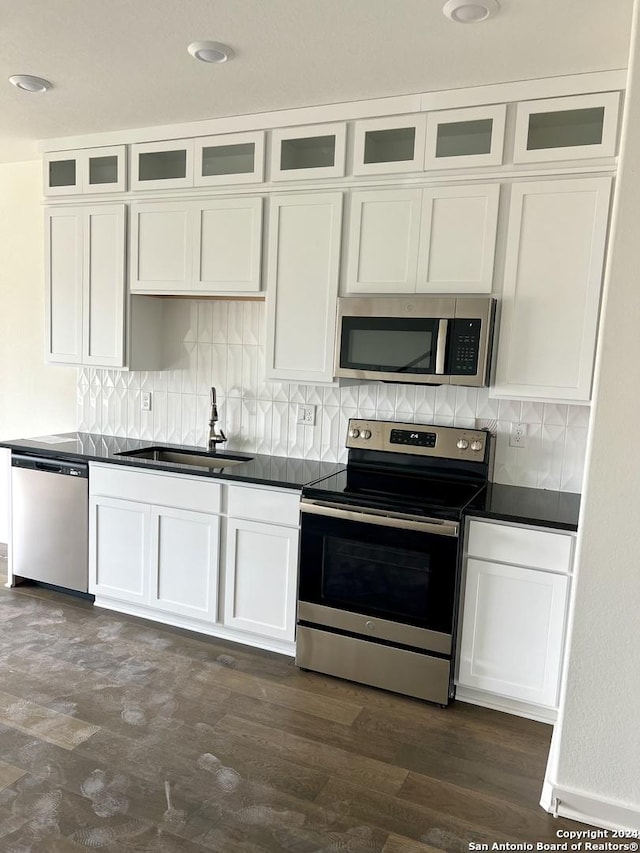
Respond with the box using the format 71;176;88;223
0;555;588;852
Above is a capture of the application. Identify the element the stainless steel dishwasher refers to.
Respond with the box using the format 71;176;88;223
11;453;89;593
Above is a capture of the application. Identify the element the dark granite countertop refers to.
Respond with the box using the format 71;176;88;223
1;432;580;530
471;482;580;532
0;432;345;491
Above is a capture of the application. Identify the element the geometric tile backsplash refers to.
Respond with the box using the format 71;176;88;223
77;300;589;493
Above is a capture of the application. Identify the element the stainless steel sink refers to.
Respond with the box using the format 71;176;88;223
116;447;253;469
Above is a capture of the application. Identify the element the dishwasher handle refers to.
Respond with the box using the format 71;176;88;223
11;453;88;478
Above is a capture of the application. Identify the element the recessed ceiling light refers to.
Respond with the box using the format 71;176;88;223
442;0;499;23
9;74;52;92
187;41;235;64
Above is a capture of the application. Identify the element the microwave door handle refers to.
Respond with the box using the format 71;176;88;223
435;319;448;375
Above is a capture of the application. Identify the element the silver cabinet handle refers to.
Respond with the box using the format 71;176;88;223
300;499;458;537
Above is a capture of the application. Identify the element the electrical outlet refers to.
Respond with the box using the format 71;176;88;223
509;422;527;448
141;391;152;412
297;404;316;426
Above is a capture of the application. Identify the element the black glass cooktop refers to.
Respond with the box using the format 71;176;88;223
302;466;487;521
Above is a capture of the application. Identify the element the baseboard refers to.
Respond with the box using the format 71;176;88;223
541;781;640;832
455;685;557;724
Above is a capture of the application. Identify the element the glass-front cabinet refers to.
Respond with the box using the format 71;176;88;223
131;139;195;190
424;105;506;170
353;114;427;175
513;92;621;163
194;131;265;186
44;146;126;196
270;123;347;181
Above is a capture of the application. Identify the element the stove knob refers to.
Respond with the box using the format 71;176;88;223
361;429;372;439
456;439;469;450
349;428;360;439
471;439;484;452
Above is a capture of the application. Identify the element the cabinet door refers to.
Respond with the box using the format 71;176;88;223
270;123;346;181
352;115;427;176
194;131;265;186
130;202;195;293
84;146;126;193
195;197;263;293
493;177;612;401
513;92;620;164
89;497;150;605
224;518;298;642
45;207;83;364
344;189;422;294
424;105;506;170
149;506;219;621
83;205;126;367
44;152;82;196
416;184;499;294
131;139;194;190
265;192;343;383
458;558;569;708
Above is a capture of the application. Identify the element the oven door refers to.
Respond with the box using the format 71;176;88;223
298;499;459;655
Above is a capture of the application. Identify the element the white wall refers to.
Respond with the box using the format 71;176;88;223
542;7;640;830
0;160;77;542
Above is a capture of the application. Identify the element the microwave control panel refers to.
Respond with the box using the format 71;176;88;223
448;319;481;375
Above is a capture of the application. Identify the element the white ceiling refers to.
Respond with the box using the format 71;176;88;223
0;0;634;163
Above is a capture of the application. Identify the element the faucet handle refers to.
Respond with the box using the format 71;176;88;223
210;387;217;405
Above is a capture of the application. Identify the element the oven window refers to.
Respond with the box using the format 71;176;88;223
323;537;435;622
340;317;437;374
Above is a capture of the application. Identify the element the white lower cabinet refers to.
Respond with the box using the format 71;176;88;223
224;518;298;642
457;518;574;721
89;464;299;654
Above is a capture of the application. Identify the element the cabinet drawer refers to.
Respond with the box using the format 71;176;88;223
467;520;573;573
227;484;300;526
90;464;221;513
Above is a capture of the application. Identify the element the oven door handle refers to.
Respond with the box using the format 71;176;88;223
300;499;459;538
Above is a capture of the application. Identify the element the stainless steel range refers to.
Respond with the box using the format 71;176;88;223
296;418;493;706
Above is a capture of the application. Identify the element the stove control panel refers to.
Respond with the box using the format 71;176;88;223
346;418;490;463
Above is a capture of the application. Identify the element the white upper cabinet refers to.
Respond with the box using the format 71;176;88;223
46;204;125;367
513;92;621;163
425;105;506;170
345;189;422;293
265;192;343;383
417;184;500;293
270;123;347;181
44;146;126;196
195;197;263;292
130;197;263;295
493;176;612;401
344;184;499;295
194;131;265;186
131;139;195;190
352;115;427;176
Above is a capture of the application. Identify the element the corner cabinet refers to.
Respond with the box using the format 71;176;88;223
493;177;612;402
130;197;263;295
265;192;343;383
344;184;499;295
457;518;574;722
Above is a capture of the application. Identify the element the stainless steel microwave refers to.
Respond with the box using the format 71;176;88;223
334;295;496;387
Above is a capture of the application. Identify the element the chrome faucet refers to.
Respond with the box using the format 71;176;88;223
207;387;226;450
